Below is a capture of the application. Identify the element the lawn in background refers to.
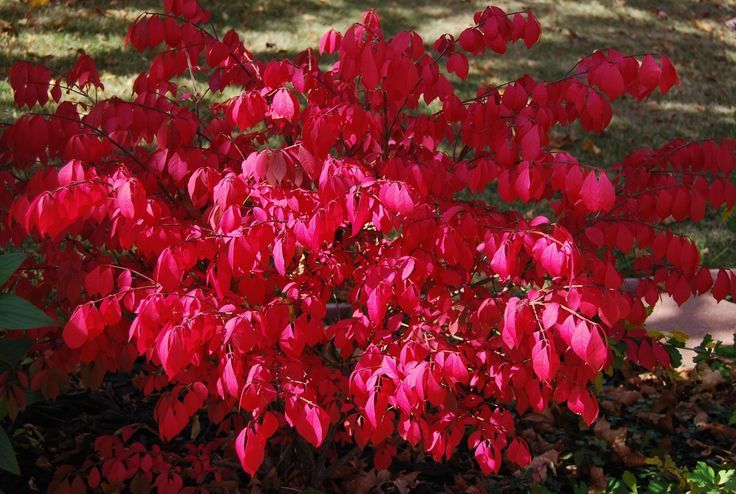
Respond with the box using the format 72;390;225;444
1;0;734;265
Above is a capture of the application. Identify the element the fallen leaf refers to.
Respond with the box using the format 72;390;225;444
697;368;726;390
589;465;607;491
524;408;557;433
580;137;602;156
393;471;419;494
608;387;643;407
528;449;559;483
0;19;15;35
635;411;674;432
694;410;710;430
593;418;647;467
692;19;715;33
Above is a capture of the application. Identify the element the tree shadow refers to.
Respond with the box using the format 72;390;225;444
2;0;733;157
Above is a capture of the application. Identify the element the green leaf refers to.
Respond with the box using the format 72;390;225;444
645;475;672;494
0;428;19;475
531;486;553;494
688;461;716;488
0;339;33;368
622;470;638;493
607;479;624;494
0;294;54;330
573;482;589;494
0;254;25;287
666;346;683;369
25;390;45;408
718;469;735;485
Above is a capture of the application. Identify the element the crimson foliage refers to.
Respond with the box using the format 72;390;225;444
1;0;735;490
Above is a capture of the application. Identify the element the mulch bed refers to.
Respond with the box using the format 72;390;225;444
1;357;735;493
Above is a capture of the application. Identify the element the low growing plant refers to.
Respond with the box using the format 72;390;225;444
1;0;735;490
0;252;55;476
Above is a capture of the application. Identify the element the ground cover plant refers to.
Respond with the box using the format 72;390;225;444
0;0;735;492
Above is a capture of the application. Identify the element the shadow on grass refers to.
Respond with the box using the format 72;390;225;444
1;0;734;165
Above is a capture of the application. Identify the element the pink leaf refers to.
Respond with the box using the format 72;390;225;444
63;304;103;349
273;238;286;276
586;327;607;371
235;427;266;476
502;297;520;349
567;386;599;425
154;249;180;292
319;29;342;54
532;339;558;381
300;404;330;447
222;357;239;397
570;320;590;361
270;88;297;122
116;179;146;219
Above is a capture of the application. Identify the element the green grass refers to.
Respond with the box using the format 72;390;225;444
1;0;734;264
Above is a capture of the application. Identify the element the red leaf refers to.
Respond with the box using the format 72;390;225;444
694;267;713;294
366;288;386;323
116;179;146;220
713;269;731;301
206;41;229;67
570;320;590;361
638;55;660;90
360;46;380;90
260;412;279;438
568;386;599;425
379;182;414;215
222;357;239;398
637;340;655;370
319;29;342;54
231;91;266;130
273;238;286;276
296;144;320;179
443;352;470;386
586;327;607;371
597;172;617;211
269;88;297;122
298;404;330;447
580;171;615;212
523;12;541;48
598;64;624;100
446;53;469;80
236;427;266;476
658;55;679;93
532;339;559;381
87;467;101;489
519;125;541;161
267;150;287;185
474;440;500;475
374;443;397;470
84;265;114;297
506;437;531;466
459;28;483;54
63;304;104;349
514;163;532;202
365;392;378;427
502;297;520;349
154;249;180;292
